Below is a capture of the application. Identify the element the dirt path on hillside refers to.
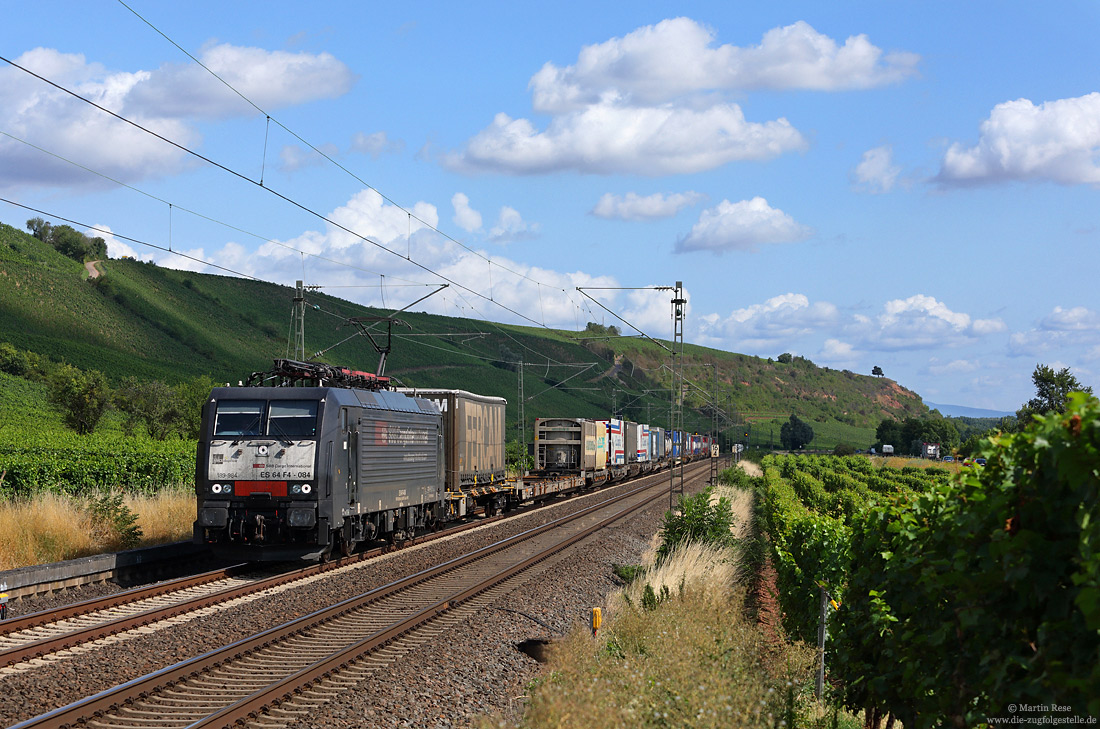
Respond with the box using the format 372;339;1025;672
84;260;102;279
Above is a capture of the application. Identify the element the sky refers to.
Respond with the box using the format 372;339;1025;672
2;1;1098;413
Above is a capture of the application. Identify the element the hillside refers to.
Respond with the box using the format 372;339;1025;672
0;221;928;448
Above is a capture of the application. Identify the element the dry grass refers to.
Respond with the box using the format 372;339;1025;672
0;492;99;570
127;487;196;546
0;488;195;570
516;487;828;728
874;455;960;473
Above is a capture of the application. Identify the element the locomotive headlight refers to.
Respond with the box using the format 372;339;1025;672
301;484;312;495
291;484;301;494
211;483;222;494
223;483;233;495
287;507;316;528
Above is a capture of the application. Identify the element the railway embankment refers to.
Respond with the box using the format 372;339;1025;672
0;465;708;727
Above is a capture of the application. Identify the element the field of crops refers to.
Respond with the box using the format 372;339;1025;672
0;372;196;496
756;393;1100;725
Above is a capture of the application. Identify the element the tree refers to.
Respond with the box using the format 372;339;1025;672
86;236;108;260
777;353;793;364
49;225;89;261
174;375;216;439
116;377;182;440
780;414;814;450
875;417;903;451
506;439;533;472
872;365;884;377
49;364;111;434
26;217;52;241
1016;364;1093;428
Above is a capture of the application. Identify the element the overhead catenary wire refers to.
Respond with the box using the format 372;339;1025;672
0;129;427;287
0;53;571;336
111;2;593;319
2;27;697;421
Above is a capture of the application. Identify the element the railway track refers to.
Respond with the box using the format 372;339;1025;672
0;511;513;671
1;461;709;674
12;468;688;729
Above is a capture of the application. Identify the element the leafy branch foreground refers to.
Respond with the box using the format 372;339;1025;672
759;393;1100;726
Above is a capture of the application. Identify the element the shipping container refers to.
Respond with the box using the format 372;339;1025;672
624;422;640;463
535;418;600;471
649;426;664;460
396;388;506;490
605;418;625;465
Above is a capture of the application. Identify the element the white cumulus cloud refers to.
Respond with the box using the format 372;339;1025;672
939;93;1100;185
926;359;980;376
850;294;1006;350
529;18;919;113
1040;305;1100;331
125;43;356;118
675;197;812;253
852;145;901;193
1009;306;1100;358
591;191;706;220
449;103;805;176
351;131;404;158
451;193;483;233
445;17;917;175
700;293;839;351
0;45;354;190
489;206;539;244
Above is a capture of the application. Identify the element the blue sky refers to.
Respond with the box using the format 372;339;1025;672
2;1;1098;412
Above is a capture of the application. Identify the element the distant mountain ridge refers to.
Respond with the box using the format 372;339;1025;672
924;401;1014;418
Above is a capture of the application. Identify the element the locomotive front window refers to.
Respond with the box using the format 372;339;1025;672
214;400;264;436
268;400;319;438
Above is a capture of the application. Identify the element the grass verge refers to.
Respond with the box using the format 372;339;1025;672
512;479;859;728
0;486;194;570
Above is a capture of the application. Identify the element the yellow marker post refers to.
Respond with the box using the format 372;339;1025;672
590;607;602;638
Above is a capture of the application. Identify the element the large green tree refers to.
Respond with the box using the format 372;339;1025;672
49;364;112;434
116;378;181;440
1016;364;1093;428
780;414;814;450
876;415;960;455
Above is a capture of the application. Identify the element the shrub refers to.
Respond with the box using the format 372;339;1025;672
656;486;735;563
85;491;143;550
49;364;111;434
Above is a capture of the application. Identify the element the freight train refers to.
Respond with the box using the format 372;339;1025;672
193;359;715;561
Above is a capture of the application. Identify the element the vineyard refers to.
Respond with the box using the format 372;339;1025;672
0;430;195;496
757;393;1100;726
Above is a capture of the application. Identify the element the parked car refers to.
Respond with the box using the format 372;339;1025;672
942;455;955;462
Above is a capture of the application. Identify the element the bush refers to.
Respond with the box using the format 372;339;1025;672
85;491;143;550
656;486;735;563
49;364;111;434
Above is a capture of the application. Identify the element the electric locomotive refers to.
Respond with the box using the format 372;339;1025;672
194;360;445;560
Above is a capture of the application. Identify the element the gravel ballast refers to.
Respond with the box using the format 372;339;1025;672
0;469;706;728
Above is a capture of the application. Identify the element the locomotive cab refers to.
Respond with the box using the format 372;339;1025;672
195;384;444;561
195;391;329;559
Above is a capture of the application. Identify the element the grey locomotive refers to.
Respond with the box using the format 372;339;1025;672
194;360;508;561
